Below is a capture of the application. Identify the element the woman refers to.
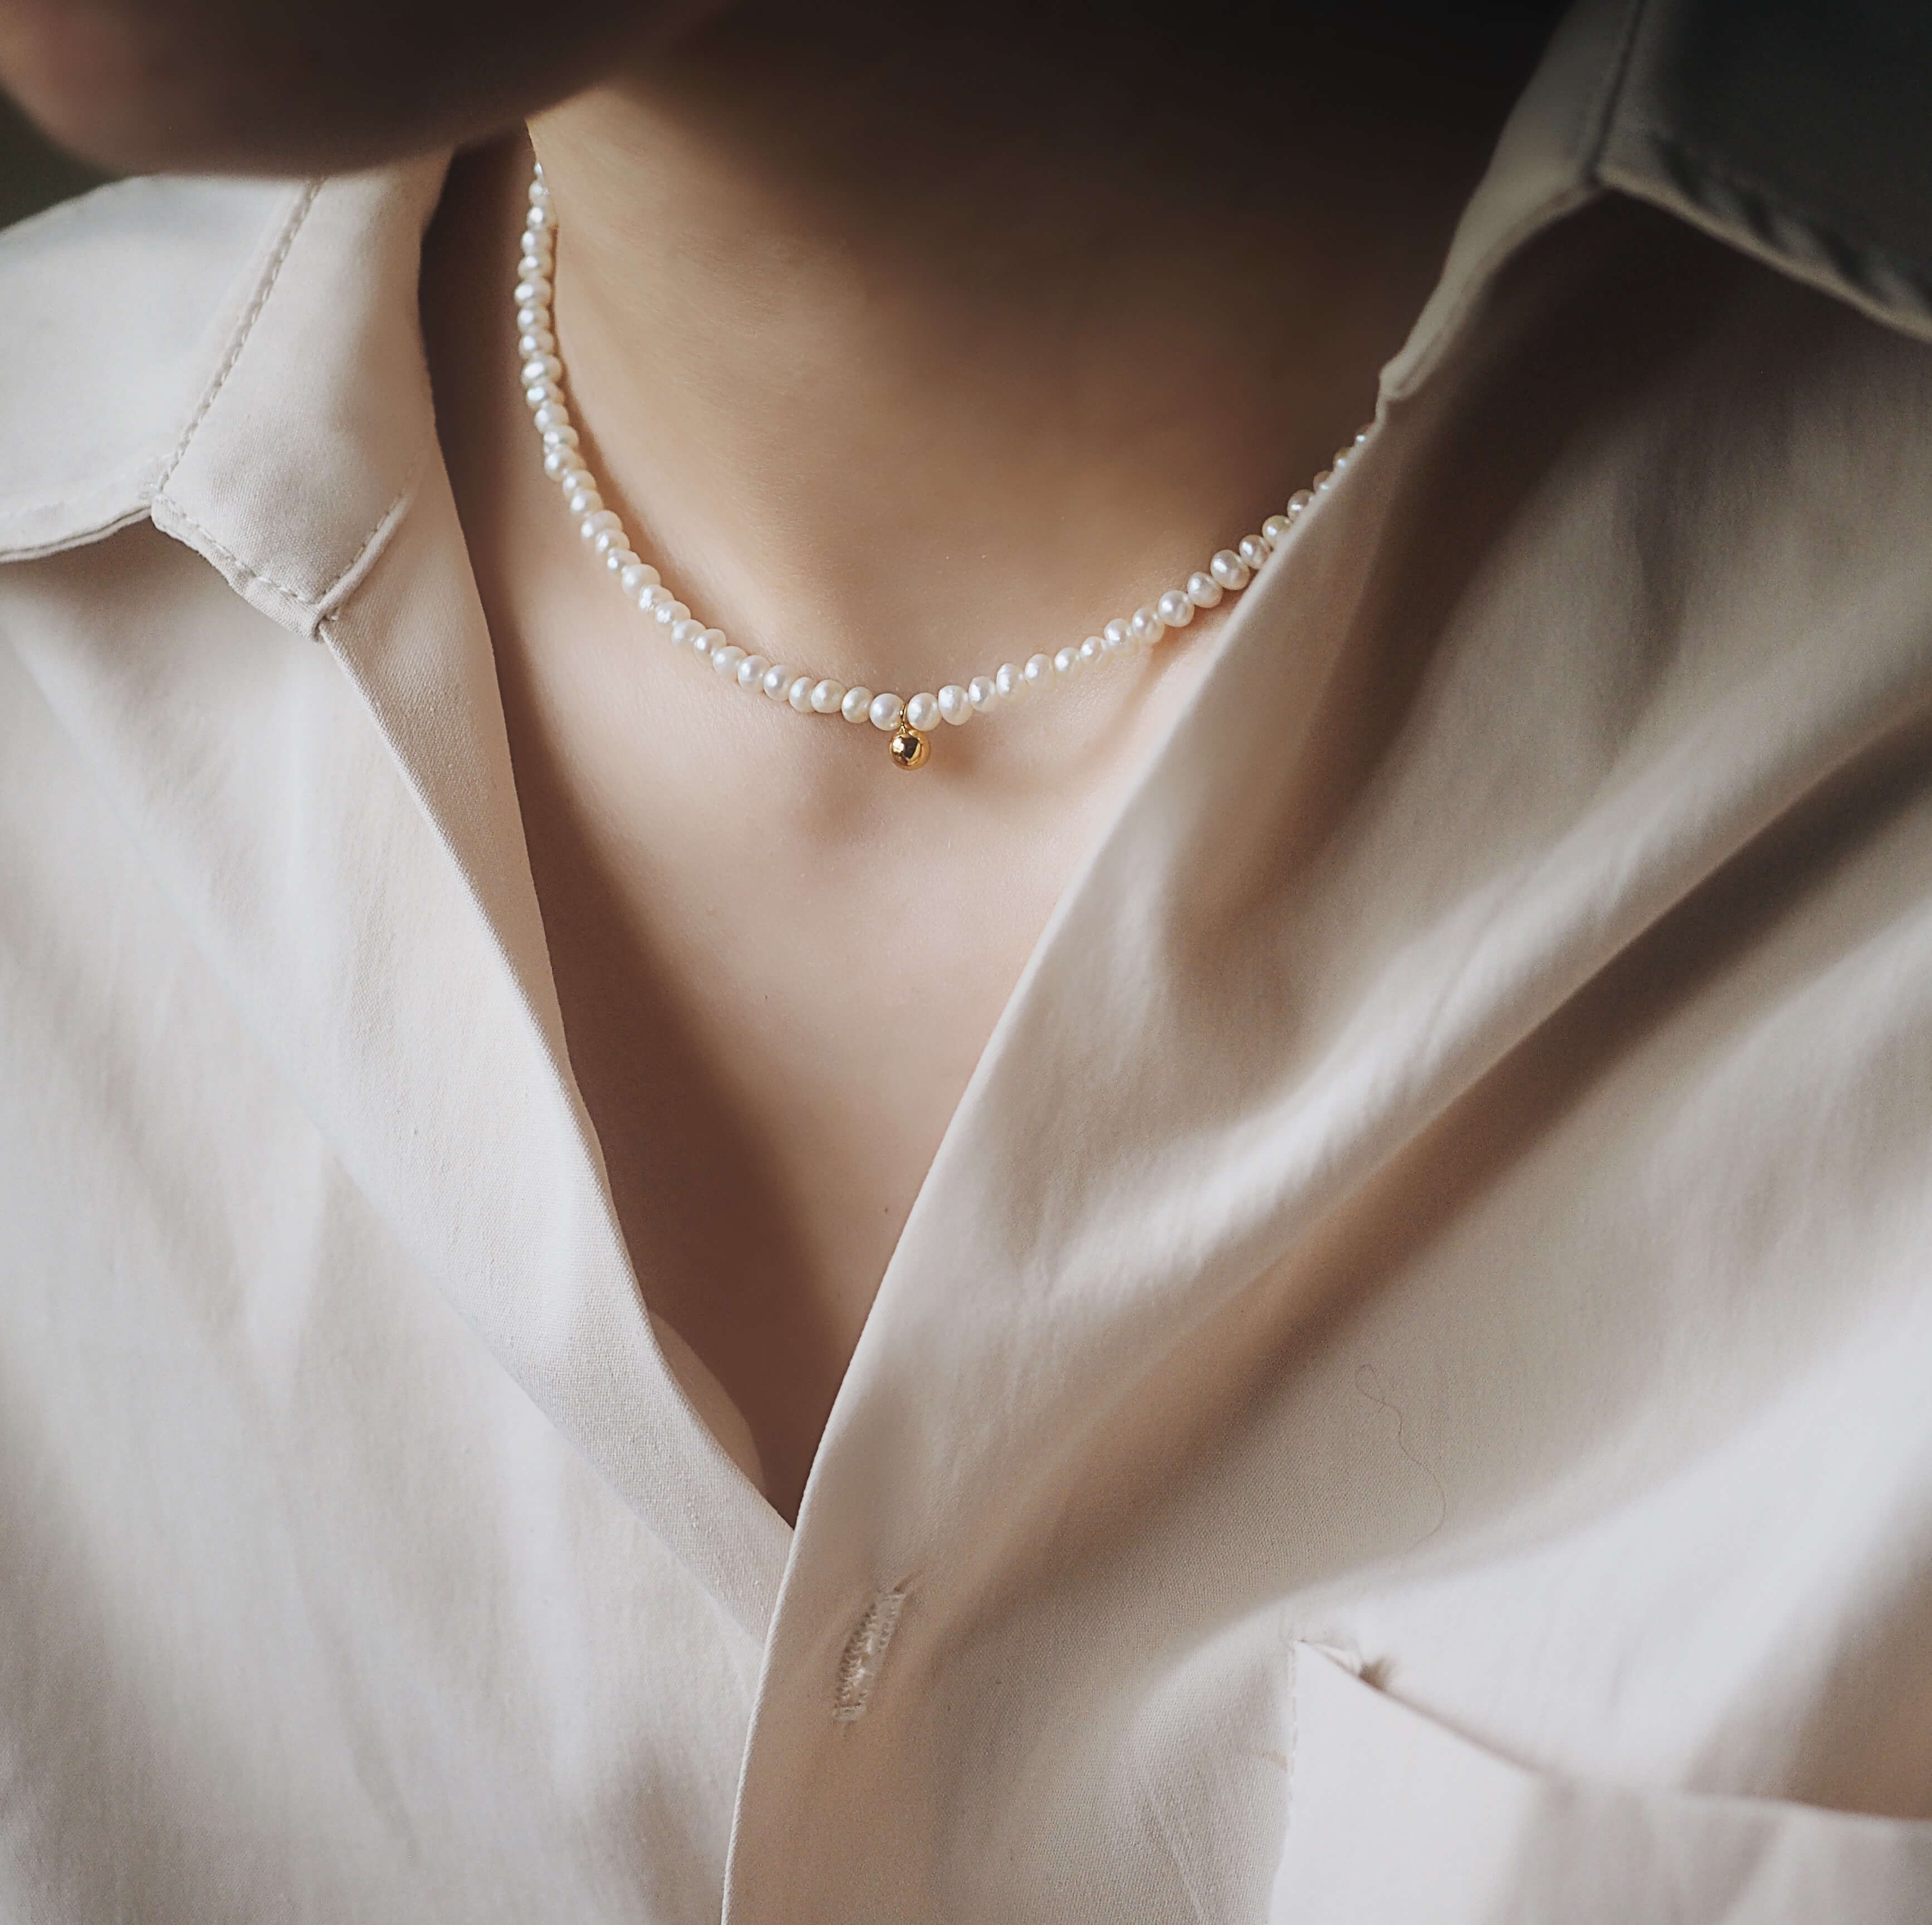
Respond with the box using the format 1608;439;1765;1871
1;0;1930;1917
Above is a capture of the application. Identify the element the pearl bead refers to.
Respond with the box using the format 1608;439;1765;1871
532;402;568;433
938;684;972;724
763;663;794;698
1332;446;1355;470
671;618;707;648
1078;636;1103;665
525;382;559;412
513;276;551;306
516;304;544;333
619;562;660;597
1312;469;1333;492
580;509;621;541
811;680;846;715
737;654;770;690
1210;550;1250;589
566;487;601;516
842;687;874;723
869;692;905;730
525;203;552;231
639;584;672;612
591;527;626;558
1262;515;1292;548
1102;618;1131;652
1185;571;1222;607
700;628;727;656
788;675;816;714
604;547;637;574
712;644;746;676
1157;589;1195;628
1129;605;1164;644
995;662;1026;700
1288;489;1313;514
542;448;573;478
517;329;555;357
1053;646;1081;676
520;354;563;387
1238;535;1270;571
969;676;998;710
654;599;689;628
906;692;941;731
1024;653;1053;687
541;423;579;449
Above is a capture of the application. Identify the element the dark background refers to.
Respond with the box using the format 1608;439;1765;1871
1;92;111;227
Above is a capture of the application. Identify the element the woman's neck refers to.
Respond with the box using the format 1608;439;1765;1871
510;1;1528;701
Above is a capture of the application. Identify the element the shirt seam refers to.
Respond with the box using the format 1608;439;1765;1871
0;178;321;564
1579;0;1654;180
1615;114;1932;311
151;448;425;631
0;501;155;563
0;452;167;523
150;180;321;498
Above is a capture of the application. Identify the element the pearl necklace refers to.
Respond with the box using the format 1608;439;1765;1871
515;162;1371;770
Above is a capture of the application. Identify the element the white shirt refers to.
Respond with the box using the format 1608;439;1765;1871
4;1;1932;1917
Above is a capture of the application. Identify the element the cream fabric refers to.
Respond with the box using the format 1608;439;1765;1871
4;1;1932;1918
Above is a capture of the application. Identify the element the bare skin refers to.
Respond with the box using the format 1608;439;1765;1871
0;0;697;171
420;2;1534;1519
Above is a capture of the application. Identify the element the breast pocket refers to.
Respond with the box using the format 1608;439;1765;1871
1271;1643;1932;1923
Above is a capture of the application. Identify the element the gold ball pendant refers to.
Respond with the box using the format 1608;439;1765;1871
889;722;930;770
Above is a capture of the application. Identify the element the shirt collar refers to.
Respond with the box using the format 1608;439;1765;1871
0;158;448;627
1385;0;1932;402
145;160;449;637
